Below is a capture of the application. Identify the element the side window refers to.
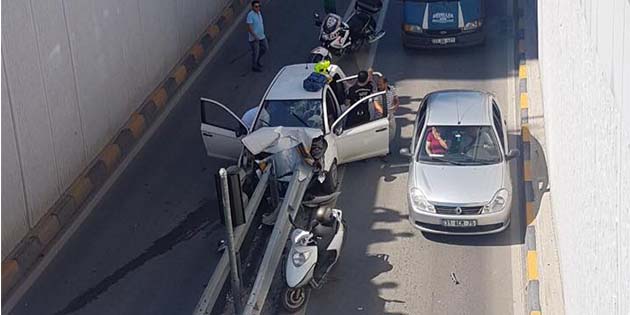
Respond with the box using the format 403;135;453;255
325;89;339;126
491;100;505;151
330;74;346;105
413;101;428;149
201;100;246;134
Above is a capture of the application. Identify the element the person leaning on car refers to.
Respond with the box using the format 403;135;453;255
345;69;375;128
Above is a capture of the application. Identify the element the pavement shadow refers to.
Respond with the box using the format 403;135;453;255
524;130;549;225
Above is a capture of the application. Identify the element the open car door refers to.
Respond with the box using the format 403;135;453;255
200;98;248;161
330;91;389;164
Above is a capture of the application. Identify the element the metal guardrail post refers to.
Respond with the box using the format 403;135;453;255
243;162;313;315
219;168;243;314
269;161;280;209
194;168;270;315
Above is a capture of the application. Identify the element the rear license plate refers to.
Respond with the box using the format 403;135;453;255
442;219;477;227
432;37;456;44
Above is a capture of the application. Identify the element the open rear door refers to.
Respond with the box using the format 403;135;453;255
330;91;389;164
200;98;248;161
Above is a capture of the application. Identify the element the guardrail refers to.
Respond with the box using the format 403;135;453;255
243;163;313;314
194;167;271;315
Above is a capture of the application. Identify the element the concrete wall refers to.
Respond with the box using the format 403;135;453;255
537;0;630;314
1;0;231;258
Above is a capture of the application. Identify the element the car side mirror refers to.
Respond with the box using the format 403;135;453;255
399;148;412;157
333;125;343;136
506;149;520;160
236;125;247;137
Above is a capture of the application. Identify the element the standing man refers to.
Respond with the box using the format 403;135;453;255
247;1;268;72
376;76;400;141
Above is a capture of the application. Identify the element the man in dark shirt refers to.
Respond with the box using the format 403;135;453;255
345;70;374;128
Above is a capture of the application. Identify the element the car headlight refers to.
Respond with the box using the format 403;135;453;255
463;20;481;31
292;250;311;267
483;189;509;213
410;188;435;213
403;24;423;33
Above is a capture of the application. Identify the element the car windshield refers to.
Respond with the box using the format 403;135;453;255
418;125;502;165
254;99;323;130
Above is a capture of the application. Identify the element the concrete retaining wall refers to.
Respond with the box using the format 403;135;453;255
1;0;231;258
537;0;629;313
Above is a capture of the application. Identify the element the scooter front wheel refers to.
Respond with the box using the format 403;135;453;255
281;287;309;313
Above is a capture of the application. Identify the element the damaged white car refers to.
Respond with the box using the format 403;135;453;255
200;63;390;193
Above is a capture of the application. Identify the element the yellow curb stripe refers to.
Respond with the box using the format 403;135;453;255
522;125;531;142
127;114;146;139
527;250;539;281
191;44;205;61
531;311;541;315
34;214;61;245
2;259;19;286
520;92;529;109
151;88;169;109
208;25;221;39
526;202;536;225
524;160;533;181
173;65;188;86
99;144;122;171
223;7;234;20
519;65;527;79
68;177;93;206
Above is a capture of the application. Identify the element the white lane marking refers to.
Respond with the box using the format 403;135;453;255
344;0;358;20
365;0;391;69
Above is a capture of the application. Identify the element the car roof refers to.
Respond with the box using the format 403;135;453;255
265;64;323;101
425;90;493;126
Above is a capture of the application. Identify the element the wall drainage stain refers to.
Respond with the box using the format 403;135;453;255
54;199;219;315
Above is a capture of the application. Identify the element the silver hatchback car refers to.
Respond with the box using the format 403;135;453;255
400;90;520;235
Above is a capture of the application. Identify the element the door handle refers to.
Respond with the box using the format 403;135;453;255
202;132;213;137
375;128;387;133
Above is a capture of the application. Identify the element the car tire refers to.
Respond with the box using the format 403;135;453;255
320;161;339;194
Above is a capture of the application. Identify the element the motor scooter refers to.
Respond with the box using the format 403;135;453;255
282;196;345;312
309;0;386;62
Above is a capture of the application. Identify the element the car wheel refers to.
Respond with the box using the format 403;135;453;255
320;161;339;194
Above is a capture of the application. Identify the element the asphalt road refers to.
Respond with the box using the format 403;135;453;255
8;0;526;314
304;0;527;314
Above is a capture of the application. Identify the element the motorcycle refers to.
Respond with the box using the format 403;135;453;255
282;198;346;312
309;0;386;63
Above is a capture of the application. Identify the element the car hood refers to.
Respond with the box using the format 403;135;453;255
411;162;504;205
403;0;483;29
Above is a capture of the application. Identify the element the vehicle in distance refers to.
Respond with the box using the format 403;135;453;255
400;90;519;235
401;0;486;48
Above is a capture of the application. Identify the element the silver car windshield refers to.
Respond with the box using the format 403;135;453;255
418;125;502;165
254;99;323;130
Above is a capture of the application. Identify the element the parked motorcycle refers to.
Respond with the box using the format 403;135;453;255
309;0;386;62
282;199;346;312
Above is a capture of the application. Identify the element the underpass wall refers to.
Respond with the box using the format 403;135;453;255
1;0;231;258
537;0;629;314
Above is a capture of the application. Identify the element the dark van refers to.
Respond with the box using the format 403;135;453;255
401;0;486;48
